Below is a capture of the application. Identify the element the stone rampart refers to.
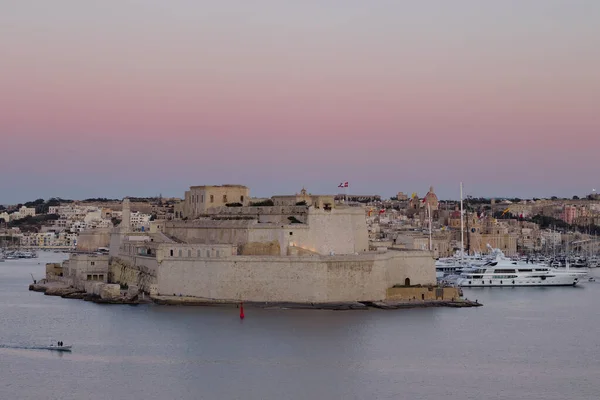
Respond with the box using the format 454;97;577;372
156;250;435;303
110;256;158;294
163;206;368;256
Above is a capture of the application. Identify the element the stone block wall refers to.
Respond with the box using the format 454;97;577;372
156;250;436;303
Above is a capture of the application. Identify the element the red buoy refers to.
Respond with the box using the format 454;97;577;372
239;302;245;319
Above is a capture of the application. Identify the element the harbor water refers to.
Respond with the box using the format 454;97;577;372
1;252;599;400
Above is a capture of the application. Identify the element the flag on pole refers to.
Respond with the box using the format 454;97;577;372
379;208;386;214
338;182;349;188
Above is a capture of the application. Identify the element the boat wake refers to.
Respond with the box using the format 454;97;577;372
0;344;72;351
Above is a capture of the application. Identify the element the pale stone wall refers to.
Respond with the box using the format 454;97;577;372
285;207;368;255
156;250;435;303
110;257;158;294
100;284;121;299
202;205;308;224
384;249;436;287
45;263;63;280
182;185;250;218
164;220;253;245
163;206;368;256
62;254;109;289
155;244;237;261
76;229;111;252
272;194;335;209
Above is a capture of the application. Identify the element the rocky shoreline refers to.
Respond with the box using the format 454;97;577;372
28;283;151;305
29;283;482;309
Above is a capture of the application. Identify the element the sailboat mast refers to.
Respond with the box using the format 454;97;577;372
460;182;464;265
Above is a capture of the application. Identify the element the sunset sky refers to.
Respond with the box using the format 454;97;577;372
1;1;599;204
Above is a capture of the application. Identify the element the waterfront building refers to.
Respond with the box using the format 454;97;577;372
60;254;110;289
106;185;438;303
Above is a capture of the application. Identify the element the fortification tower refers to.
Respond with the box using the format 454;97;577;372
121;198;131;232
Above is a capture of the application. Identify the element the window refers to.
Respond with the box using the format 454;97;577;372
87;274;92;280
90;261;95;266
207;250;210;258
223;195;227;203
240;195;244;202
197;249;201;257
178;249;182;257
201;195;204;202
210;195;214;203
188;250;191;257
99;274;104;281
170;249;174;256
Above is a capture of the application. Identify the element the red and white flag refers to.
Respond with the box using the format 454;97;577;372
379;208;386;214
338;181;349;188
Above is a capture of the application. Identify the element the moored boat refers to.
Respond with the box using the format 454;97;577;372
456;248;587;287
40;345;72;352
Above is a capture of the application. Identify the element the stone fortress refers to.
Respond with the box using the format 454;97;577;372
100;184;445;305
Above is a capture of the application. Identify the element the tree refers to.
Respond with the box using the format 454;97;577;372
572;195;580;200
250;199;274;206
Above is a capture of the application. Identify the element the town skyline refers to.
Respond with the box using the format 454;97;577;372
1;185;598;207
2;1;599;204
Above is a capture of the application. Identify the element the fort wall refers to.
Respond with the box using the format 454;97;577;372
155;250;435;303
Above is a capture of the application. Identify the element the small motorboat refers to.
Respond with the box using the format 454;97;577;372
41;345;72;352
588;277;596;282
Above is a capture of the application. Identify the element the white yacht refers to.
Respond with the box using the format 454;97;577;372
456;249;587;287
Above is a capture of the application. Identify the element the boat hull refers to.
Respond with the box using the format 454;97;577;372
457;276;583;287
40;346;72;351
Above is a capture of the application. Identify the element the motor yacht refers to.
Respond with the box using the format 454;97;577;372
456;248;587;287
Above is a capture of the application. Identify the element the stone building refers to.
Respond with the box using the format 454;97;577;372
61;254;110;289
272;188;334;209
108;185;438;303
174;185;249;219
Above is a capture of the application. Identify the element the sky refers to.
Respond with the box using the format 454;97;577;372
1;0;599;204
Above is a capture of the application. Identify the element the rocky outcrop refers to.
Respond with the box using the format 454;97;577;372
29;283;85;297
29;284;47;293
363;300;482;309
45;287;84;297
100;284;121;300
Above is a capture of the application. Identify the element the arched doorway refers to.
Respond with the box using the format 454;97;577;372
405;277;411;286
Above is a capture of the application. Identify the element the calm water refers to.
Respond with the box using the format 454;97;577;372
1;253;599;400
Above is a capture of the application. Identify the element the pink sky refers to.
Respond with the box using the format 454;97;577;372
1;1;599;203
